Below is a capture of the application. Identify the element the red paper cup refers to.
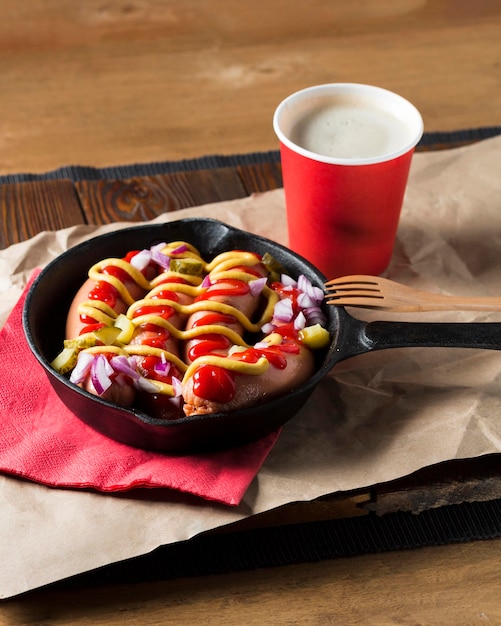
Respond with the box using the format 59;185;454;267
273;84;423;279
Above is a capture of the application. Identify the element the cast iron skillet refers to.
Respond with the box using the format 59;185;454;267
23;218;501;453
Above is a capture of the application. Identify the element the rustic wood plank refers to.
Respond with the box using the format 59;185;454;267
0;180;83;249
237;162;283;194
1;1;501;175
5;539;501;625
74;168;247;226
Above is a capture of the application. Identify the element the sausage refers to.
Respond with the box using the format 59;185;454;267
125;275;195;419
182;342;315;416
65;251;155;339
66;251;159;408
58;243;328;421
183;256;269;363
180;257;320;417
65;247;199;417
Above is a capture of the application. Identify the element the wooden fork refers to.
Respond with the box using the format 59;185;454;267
324;275;501;312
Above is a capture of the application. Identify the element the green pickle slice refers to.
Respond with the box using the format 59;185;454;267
51;347;79;374
261;252;286;282
299;324;330;349
169;258;204;276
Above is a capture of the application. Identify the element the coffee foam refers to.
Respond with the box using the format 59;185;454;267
289;96;415;160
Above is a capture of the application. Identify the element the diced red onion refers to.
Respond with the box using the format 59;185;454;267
294;311;306;330
249;276;267;297
150;242;171;269
130;249;152;271
154;357;171;377
297;292;317;309
90;354;114;395
297;274;309;294
171;376;183;397
201;274;212;288
304;306;327;326
261;322;275;335
69;351;94;384
295;274;326;325
169;395;183;409
299;275;316;298
133;376;159;393
311;285;324;302
281;274;297;287
298;275;323;303
273;298;294;323
110;355;140;380
170;243;188;255
254;340;270;349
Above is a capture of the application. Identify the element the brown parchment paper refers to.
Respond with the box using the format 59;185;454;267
2;135;501;598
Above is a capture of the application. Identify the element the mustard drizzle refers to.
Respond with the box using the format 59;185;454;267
74;244;279;396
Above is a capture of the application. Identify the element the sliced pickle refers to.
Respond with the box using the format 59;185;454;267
64;332;97;350
93;326;121;345
299;324;330;349
51;347;79;374
114;314;135;343
169;258;204;276
261;252;286;281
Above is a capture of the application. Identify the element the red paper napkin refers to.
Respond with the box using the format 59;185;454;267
0;270;280;506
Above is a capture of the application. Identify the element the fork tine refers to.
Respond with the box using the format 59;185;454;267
325;291;383;299
324;275;380;287
324;284;380;294
325;291;384;301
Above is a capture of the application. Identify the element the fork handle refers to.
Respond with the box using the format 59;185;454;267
408;294;501;312
337;318;501;362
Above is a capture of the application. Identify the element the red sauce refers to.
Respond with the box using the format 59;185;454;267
139;355;179;383
80;250;161;325
232;264;263;278
272;322;300;341
139;355;160;375
79;322;105;335
102;265;130;284
124;250;141;263
192;365;236;403
191;312;236;327
188;334;231;361
231;346;288;369
80;281;120;324
132;303;175;320
150;289;179;302
101;251;141;283
88;281;119;309
140;328;171;349
195;279;249;301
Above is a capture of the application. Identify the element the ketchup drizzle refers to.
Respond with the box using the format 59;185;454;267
195;279;249;301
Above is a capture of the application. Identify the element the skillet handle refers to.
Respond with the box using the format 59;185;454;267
363;320;501;353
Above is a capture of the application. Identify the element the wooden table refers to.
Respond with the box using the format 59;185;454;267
2;1;501;623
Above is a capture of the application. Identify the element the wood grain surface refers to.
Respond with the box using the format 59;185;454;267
2;1;501;623
3;540;501;625
1;0;501;175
